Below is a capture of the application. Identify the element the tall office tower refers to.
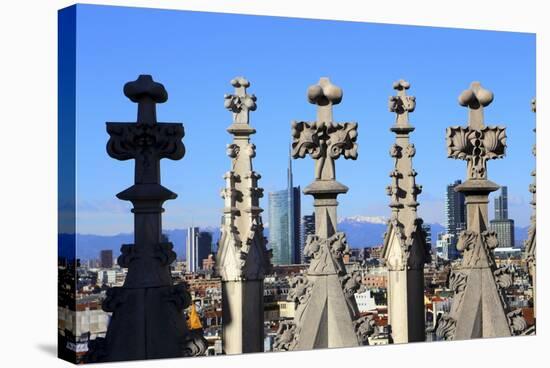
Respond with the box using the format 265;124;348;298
186;227;199;273
186;227;212;273
288;155;301;264
490;186;515;248
268;155;301;265
197;232;213;266
100;249;113;268
301;213;316;263
444;180;466;259
494;185;509;220
268;190;289;264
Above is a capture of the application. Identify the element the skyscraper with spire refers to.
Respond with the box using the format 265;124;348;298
268;150;301;265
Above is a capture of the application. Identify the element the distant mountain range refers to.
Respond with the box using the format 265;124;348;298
61;216;528;261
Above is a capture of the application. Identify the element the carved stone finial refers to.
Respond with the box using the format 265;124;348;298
225;76;257;127
389;79;416;128
90;76;206;362
124;74;168;103
447;82;506;181
217;77;270;355
123;75;168;124
382;80;429;343
307;77;343;105
458;81;494;130
307;77;343;124
292;78;357;184
392;79;410;91
524;97;536;327
439;82;513;341
458;81;493;108
278;78;362;351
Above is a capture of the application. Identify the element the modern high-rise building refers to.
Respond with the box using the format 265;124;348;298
444;180;466;260
494;186;509;220
100;249;113;268
268;154;301;265
490;186;515;248
301;213;316;263
186;227;212;273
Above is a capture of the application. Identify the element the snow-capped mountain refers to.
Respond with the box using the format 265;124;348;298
337;216;445;248
337;216;389;247
339;215;388;225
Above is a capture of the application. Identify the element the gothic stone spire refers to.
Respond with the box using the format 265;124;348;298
524;98;536;325
381;80;430;343
274;78;367;351
88;75;206;362
216;77;271;354
436;82;525;340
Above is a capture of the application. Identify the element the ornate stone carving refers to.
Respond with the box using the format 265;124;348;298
455;227;500;269
217;77;270;282
354;315;376;345
441;82;514;340
435;315;457;341
494;267;513;289
224;77;257;115
447;82;506;180
182;330;209;357
88;75;205;362
292;121;358;180
278;78;362;350
216;77;270;354
288;275;313;305
273;321;298;351
524;98;536;327
449;271;468;294
447;126;506;180
381;80;429;343
507;309;527;335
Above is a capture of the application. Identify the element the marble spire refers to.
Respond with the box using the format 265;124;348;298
274;78;371;351
381;80;430;343
436;82;526;340
524;98;536;325
87;75;206;362
216;77;271;354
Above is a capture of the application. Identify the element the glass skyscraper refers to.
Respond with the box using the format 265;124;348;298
268;156;301;265
494;186;509;220
186;227;212;272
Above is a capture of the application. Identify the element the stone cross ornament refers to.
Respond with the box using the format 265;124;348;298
446;82;506;180
388;79;416;128
107;75;185;185
291;78;358;183
224;77;257;127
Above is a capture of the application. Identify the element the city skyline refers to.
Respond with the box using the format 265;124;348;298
62;5;535;236
57;5;537;363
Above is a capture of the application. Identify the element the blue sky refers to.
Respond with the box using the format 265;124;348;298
69;4;535;235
